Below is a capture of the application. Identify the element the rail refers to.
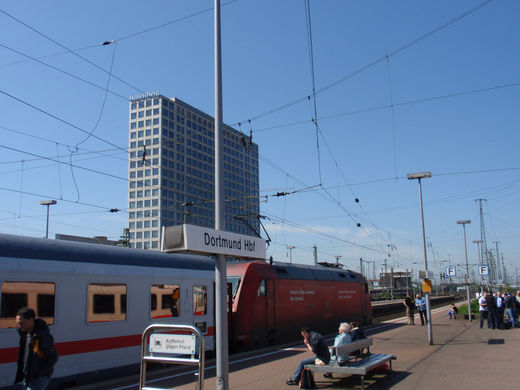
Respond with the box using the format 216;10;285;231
139;324;205;390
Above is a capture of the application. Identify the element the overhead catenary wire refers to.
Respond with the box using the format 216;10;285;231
0;89;127;153
0;8;145;94
251;81;520;134
0;42;128;101
0;0;240;71
0;124;127;163
70;41;118;202
231;0;496;127
385;55;398;180
0;184;123;212
304;0;322;184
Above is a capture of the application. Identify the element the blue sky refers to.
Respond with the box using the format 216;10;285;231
0;0;518;282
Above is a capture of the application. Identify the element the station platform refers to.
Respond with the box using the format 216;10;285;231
200;306;518;390
73;304;520;390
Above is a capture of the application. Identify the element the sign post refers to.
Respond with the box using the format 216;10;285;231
139;324;204;390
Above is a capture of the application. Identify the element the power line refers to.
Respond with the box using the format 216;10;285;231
0;8;145;93
0;88;127;152
0;42;128;100
252;81;520;134
0;0;239;70
0;144;128;182
0;184;123;211
114;0;239;42
231;0;496;127
0;124;127;163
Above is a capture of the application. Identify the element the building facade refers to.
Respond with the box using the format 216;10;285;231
128;94;259;250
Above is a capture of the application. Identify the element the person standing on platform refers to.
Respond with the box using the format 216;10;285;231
496;291;504;329
14;307;58;390
504;292;517;328
404;294;415;325
485;292;498;329
415;294;427;325
479;293;488;328
286;327;330;386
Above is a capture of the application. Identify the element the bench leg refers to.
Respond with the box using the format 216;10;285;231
361;375;365;390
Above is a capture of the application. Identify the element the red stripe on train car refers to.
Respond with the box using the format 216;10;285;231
0;327;214;364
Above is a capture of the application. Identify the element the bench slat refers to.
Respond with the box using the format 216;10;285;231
304;353;395;375
331;338;373;357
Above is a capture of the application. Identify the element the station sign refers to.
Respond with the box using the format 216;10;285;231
446;266;456;277
161;224;266;259
149;333;196;355
478;265;489;276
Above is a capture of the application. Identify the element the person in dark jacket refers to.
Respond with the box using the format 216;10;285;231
286;327;330;385
15;307;58;390
350;322;366;342
485;293;498;329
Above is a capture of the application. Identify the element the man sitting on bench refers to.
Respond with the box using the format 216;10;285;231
286;327;331;385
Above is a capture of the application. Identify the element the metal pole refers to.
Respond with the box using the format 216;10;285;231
214;1;228;389
45;204;50;239
462;223;472;322
418;178;433;345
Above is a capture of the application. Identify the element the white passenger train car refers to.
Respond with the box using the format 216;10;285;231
0;233;215;389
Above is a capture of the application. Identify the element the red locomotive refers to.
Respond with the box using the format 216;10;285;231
227;260;372;350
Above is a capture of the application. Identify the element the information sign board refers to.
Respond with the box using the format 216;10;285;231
149;333;196;355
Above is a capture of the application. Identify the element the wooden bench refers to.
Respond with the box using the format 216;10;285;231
304;338;396;390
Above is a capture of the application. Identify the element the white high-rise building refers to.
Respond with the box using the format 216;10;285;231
127;94;259;250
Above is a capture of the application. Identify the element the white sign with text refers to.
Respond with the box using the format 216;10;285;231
161;224;266;259
149;333;196;355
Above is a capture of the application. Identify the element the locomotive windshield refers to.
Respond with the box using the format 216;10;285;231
227;276;241;299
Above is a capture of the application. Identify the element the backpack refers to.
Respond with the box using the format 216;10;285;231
453;306;458;313
299;368;316;389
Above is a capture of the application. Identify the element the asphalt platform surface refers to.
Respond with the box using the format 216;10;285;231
72;304;520;389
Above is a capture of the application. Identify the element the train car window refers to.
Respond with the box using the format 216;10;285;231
150;284;180;318
257;280;266;296
193;285;207;316
227;276;241;299
1;282;55;329
338;273;346;278
274;267;287;274
121;294;127;314
88;283;127;323
151;294;157;311
37;294;55;318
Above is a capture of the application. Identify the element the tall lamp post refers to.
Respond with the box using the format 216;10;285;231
457;220;472;321
407;171;432;345
40;200;57;239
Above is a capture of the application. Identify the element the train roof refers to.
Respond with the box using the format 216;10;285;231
271;262;364;282
229;260;365;282
0;233;214;270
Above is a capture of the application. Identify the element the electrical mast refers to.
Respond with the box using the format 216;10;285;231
476;199;492;287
